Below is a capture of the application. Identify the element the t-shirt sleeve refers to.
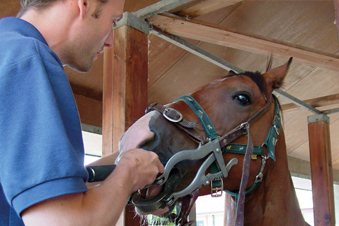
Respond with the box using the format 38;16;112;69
0;46;88;216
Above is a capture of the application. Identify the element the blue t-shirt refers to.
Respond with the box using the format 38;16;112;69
0;17;88;225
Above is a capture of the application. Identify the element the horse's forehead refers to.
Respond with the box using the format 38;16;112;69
206;75;263;95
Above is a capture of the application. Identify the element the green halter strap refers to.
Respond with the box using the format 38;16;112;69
175;95;218;140
225;96;281;199
175;95;225;194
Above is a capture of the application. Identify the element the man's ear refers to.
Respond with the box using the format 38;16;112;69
78;0;90;18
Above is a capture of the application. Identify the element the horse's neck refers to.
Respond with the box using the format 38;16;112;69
225;131;308;226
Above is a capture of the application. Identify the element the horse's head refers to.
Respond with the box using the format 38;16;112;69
119;58;292;224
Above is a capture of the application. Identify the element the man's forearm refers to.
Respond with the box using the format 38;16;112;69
22;163;135;226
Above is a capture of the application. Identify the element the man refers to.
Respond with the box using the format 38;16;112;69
0;0;164;225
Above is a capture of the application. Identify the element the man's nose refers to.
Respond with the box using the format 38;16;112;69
104;30;114;48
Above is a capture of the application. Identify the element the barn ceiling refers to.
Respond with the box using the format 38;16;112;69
2;1;339;177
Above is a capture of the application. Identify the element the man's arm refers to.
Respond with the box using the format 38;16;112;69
21;149;164;226
85;152;119;189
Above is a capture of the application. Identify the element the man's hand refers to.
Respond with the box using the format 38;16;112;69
117;111;164;192
116;148;164;192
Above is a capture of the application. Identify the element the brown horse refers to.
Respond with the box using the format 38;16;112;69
119;58;309;226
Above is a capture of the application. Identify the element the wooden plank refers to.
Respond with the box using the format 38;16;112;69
132;0;196;19
274;89;321;114
150;27;244;72
147;14;339;71
74;94;102;128
288;156;339;183
173;0;243;18
281;94;339;112
124;0;161;13
335;0;339;45
0;0;21;18
102;25;149;226
224;193;235;226
308;115;335;226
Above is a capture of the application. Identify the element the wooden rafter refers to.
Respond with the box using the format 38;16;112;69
335;0;339;45
147;14;339;72
133;0;196;19
171;0;243;18
281;93;339;112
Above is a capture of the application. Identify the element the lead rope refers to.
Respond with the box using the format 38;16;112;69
235;123;254;226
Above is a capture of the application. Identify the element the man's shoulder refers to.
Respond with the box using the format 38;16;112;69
0;17;61;68
0;31;61;70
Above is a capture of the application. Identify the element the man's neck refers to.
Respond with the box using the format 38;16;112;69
20;2;78;64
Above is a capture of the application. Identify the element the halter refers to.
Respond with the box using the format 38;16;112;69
174;95;281;226
132;94;282;226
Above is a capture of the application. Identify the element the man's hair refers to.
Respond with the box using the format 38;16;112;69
17;0;109;18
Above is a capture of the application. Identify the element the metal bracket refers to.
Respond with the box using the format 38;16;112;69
114;12;150;35
307;114;330;124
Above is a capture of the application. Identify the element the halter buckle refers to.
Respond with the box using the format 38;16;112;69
211;178;223;197
255;155;269;183
163;108;183;123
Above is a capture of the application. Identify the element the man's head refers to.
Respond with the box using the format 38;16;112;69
18;0;124;72
18;0;109;18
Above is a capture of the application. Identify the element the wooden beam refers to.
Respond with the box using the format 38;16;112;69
308;115;335;226
173;0;243;18
103;25;149;225
147;14;339;71
274;89;321;115
74;94;102;128
133;0;196;19
281;93;339;112
288;156;339;183
335;0;339;45
0;0;20;18
150;27;244;72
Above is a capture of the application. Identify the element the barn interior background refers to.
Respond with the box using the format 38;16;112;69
1;0;339;225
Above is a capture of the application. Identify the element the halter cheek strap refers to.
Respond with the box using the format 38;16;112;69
175;95;224;195
175;95;218;140
224;96;281;161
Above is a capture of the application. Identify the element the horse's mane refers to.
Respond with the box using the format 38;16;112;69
225;71;269;99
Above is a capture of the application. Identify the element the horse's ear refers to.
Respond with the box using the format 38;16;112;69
263;57;293;90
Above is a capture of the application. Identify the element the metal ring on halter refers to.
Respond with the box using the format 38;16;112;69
163;108;183;123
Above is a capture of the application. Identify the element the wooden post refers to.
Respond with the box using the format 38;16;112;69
308;114;335;226
224;194;235;226
102;13;149;226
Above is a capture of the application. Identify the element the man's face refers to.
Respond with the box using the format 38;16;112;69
66;0;124;72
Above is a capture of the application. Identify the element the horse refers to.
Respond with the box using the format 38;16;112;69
118;58;309;226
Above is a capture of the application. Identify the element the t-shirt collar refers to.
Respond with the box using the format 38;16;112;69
0;17;48;46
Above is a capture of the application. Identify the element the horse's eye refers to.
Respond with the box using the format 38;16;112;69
233;92;252;106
